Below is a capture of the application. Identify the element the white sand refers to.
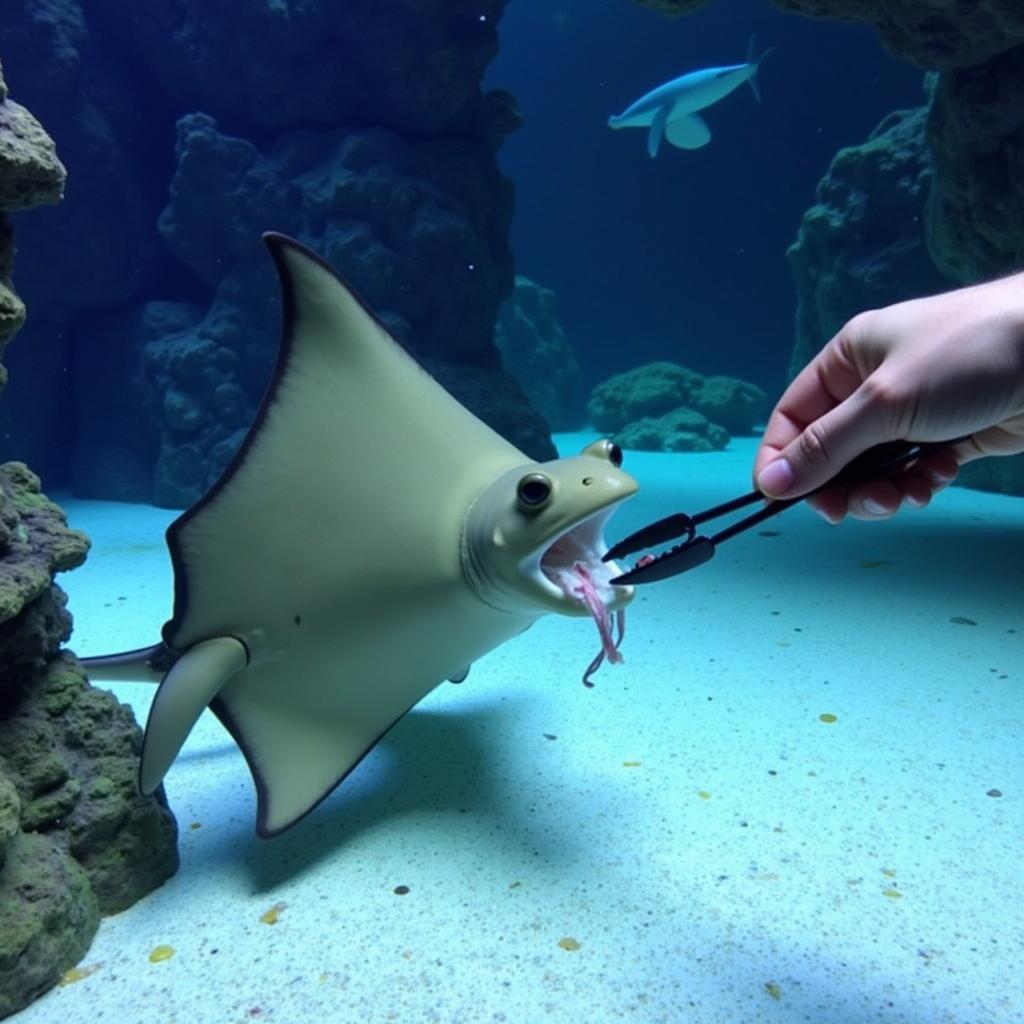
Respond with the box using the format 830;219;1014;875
21;434;1024;1024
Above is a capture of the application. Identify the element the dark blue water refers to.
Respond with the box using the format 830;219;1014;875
486;0;925;397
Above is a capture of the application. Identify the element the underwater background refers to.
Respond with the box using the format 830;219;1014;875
487;0;922;389
0;0;1022;1021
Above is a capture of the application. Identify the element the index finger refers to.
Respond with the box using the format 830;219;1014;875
754;335;867;479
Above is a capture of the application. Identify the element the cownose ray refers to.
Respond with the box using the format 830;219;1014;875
608;37;773;158
82;233;638;838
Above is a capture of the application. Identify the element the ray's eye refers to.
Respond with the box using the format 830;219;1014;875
582;438;624;466
517;473;552;510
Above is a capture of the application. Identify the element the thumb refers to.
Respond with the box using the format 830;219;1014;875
757;393;892;499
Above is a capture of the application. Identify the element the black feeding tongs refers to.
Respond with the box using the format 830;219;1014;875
603;438;966;586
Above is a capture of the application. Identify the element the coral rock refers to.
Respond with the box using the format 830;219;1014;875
589;361;766;451
629;0;714;16
614;407;730;453
496;276;585;431
588;362;703;434
0;831;99;1020
770;0;1024;69
925;44;1024;283
0;81;65;212
786;103;951;378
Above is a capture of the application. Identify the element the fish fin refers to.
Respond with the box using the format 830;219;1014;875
139;636;248;795
210;684;414;837
746;36;775;104
666;113;711;149
647;104;670;158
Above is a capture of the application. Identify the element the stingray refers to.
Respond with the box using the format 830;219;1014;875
83;233;638;837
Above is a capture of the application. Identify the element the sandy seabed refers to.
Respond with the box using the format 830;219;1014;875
21;434;1024;1024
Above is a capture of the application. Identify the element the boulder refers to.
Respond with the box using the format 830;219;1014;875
614;407;730;453
495;276;585;431
588;362;703;434
588;360;765;445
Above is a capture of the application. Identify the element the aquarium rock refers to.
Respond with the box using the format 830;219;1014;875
0;58;65;366
638;0;1024;67
100;110;544;506
614;407;730;453
926;44;1024;285
92;0;511;136
589;362;702;434
786;103;950;379
689;375;770;434
0;464;179;1018
771;0;1024;69
588;361;766;445
0;68;64;215
628;1;714;17
0;69;180;1019
496;276;586;431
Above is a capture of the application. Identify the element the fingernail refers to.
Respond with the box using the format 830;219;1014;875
757;458;794;496
904;494;926;508
929;468;955;485
863;498;889;516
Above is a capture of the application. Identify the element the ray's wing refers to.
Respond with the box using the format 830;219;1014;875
148;233;527;836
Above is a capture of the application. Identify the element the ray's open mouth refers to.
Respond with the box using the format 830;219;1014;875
537;511;629;686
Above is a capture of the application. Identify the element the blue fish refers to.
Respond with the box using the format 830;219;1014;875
608;37;773;158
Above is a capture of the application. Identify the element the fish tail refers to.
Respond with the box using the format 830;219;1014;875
745;35;775;104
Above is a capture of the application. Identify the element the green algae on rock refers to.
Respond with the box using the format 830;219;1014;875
0;831;100;1021
0;64;179;1020
588;361;766;451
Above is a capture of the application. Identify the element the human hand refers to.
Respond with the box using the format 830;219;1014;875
754;273;1024;523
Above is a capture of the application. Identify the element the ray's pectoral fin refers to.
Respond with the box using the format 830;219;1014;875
140;636;249;795
214;688;414;838
666;112;711;150
647;103;671;159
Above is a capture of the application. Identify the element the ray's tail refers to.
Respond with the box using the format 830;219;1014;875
79;644;168;683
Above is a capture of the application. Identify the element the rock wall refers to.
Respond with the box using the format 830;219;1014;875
0;61;179;1019
925;44;1024;284
770;0;1024;68
0;61;64;382
785;100;951;377
495;275;586;432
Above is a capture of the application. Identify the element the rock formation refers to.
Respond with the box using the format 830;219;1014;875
786;100;951;377
588;361;766;452
495;276;586;432
0;61;179;1019
770;0;1024;68
0;61;64;383
925;45;1024;284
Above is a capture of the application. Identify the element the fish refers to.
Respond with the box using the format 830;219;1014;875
82;233;638;837
608;37;773;158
